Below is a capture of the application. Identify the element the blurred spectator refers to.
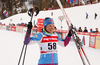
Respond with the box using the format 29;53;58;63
95;28;99;33
43;8;48;10
13;24;15;26
3;23;5;25
90;28;93;33
9;23;11;26
86;13;88;19
94;0;97;3
73;26;77;31
78;27;82;32
94;13;97;19
88;1;91;4
20;22;24;26
83;27;88;32
51;12;53;16
52;5;54;9
24;23;27;27
0;22;2;25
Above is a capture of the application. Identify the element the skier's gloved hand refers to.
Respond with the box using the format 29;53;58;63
27;22;32;34
24;22;32;45
68;29;72;37
27;22;32;29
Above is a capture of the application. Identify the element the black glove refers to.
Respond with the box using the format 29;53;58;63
68;29;72;37
27;22;32;34
27;22;32;29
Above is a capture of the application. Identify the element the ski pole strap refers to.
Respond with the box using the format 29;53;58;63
24;32;31;45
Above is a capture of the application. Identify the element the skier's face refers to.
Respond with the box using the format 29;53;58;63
46;24;55;34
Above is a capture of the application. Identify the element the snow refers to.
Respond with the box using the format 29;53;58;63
0;3;100;65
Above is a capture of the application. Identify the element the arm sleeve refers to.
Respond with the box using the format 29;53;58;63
57;33;71;47
29;33;43;45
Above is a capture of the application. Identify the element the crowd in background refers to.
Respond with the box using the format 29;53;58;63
43;0;98;11
0;22;38;28
0;22;99;33
0;22;27;27
77;27;99;33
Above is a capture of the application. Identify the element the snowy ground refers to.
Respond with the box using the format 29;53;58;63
0;29;100;65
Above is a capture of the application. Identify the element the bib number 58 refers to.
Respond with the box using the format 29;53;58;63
48;43;56;50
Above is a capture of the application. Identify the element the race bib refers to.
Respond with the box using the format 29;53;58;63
39;42;58;53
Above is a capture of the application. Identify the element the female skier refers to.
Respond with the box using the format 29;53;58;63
26;17;72;65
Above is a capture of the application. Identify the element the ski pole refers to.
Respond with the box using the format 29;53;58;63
81;47;91;65
72;35;86;65
18;8;34;65
22;44;28;65
78;49;86;65
18;44;25;65
22;12;34;65
21;13;34;65
56;0;90;65
33;15;35;27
